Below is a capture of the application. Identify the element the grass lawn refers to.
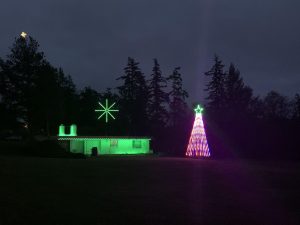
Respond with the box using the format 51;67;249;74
0;156;300;225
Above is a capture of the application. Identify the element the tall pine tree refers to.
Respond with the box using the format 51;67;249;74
224;63;253;113
0;35;47;131
0;35;78;135
293;94;300;120
78;86;100;133
263;91;290;119
57;68;78;125
167;67;188;127
148;59;168;128
204;55;226;110
117;57;148;135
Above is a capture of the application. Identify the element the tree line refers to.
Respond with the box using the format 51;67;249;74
0;35;189;154
0;35;299;158
204;55;300;159
205;55;300;120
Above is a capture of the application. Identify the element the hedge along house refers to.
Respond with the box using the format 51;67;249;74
57;124;151;156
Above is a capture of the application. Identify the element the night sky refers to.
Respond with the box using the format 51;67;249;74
1;0;299;103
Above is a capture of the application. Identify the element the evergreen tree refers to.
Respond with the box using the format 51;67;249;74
117;57;148;135
101;88;119;102
148;59;168;128
263;91;290;119
0;35;47;130
167;67;188;127
248;96;265;119
0;35;78;135
0;58;14;130
31;63;61;135
57;68;78;125
204;55;226;110
225;63;253;112
78;86;100;131
292;93;300;120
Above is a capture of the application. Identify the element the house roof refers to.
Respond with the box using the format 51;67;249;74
57;136;151;140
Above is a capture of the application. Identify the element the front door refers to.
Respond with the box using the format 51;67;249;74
91;147;98;156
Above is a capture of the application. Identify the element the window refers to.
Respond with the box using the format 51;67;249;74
110;139;118;147
133;140;142;148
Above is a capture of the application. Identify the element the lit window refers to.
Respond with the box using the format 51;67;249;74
133;140;141;148
110;139;118;147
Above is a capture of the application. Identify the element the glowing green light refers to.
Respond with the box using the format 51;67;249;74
58;137;151;155
69;124;77;136
95;99;119;123
194;104;204;115
59;124;65;136
58;124;77;137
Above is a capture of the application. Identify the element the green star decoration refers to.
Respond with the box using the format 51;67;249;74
95;99;119;123
194;104;204;115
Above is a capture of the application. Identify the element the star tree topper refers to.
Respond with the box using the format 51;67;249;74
95;99;119;123
20;32;27;38
194;104;204;115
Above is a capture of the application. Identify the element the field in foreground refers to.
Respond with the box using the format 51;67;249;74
0;156;300;225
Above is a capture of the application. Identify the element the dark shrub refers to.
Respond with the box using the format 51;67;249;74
0;139;85;158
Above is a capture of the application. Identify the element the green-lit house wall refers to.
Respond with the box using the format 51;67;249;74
58;137;151;155
57;124;151;155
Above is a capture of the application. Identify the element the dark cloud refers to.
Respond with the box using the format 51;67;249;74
0;0;299;103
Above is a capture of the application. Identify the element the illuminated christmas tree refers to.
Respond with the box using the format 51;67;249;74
186;104;210;157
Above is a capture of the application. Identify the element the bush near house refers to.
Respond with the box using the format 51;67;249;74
0;140;85;158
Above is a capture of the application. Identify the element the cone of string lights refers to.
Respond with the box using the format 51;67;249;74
186;104;210;157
